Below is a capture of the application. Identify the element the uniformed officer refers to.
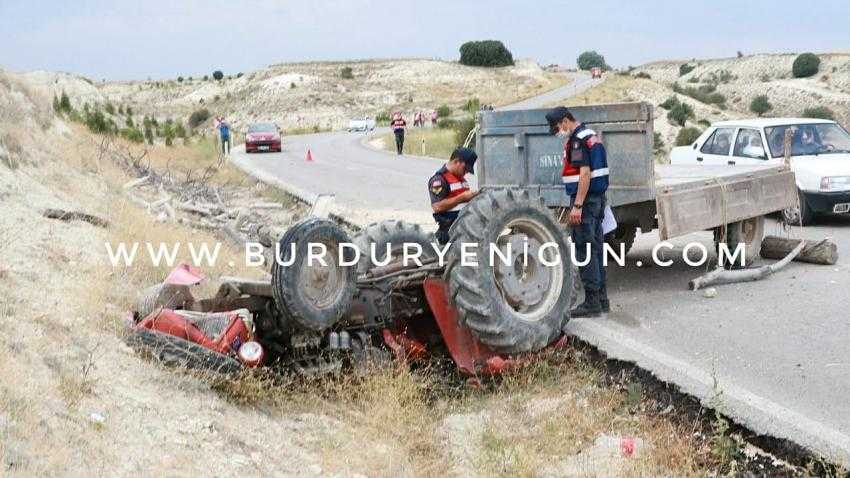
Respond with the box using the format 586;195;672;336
428;147;479;244
546;106;610;317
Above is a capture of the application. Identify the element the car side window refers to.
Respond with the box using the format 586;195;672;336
700;128;734;155
733;128;767;159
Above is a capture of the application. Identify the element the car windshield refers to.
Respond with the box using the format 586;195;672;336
248;123;276;133
764;123;850;157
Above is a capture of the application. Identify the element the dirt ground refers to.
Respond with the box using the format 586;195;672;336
0;68;812;476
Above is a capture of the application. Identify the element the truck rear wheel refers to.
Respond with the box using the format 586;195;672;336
271;218;357;332
714;215;765;268
782;189;814;226
352;220;437;276
446;189;573;353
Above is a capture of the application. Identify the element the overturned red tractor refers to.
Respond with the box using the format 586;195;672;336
126;188;577;377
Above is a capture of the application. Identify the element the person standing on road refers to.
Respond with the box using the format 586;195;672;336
391;112;407;155
217;116;231;155
428;147;479;244
546;106;610;317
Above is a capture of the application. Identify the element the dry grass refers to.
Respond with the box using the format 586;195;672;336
376;127;458;159
551;75;641;108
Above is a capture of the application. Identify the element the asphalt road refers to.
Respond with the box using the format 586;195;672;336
231;74;850;464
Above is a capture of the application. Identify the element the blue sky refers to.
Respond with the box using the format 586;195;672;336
1;0;848;80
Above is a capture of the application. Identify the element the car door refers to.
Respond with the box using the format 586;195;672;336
730;127;769;165
696;127;735;165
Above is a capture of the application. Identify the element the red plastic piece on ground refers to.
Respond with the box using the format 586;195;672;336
136;309;250;357
164;262;205;286
305;148;313;162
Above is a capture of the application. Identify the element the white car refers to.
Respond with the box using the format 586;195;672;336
347;117;376;132
670;118;850;225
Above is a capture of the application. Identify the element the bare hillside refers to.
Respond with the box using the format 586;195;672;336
21;59;566;133
636;53;850;125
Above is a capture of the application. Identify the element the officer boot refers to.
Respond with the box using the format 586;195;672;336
571;289;602;318
599;285;610;313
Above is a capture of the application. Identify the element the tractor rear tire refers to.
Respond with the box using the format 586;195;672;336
445;188;573;354
352;220;437;275
271;218;357;332
124;328;242;375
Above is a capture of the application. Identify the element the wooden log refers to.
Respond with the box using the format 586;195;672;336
690;239;807;290
760;235;838;265
122;175;149;190
43;208;109;228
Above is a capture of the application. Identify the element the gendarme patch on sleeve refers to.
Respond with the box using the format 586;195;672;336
430;179;443;195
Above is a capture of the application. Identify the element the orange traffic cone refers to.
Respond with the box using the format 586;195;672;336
306;147;314;162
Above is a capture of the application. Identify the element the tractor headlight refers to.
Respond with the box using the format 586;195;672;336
238;341;264;367
820;176;850;192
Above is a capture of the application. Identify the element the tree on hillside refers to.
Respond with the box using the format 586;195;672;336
212;70;224;81
577;51;607;71
792;53;820;78
676;127;702;146
58;91;72;114
749;95;772;117
459;40;514;67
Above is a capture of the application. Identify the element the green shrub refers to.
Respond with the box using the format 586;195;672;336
212;70;224;81
749;95;772;117
801;106;835;120
84;109;110;134
121;127;144;143
126;116;135;128
577;51;606;71
188;108;210;129
174;123;187;138
672;83;725;106
340;66;354;79
236;72;243;78
633;72;651;79
697;119;711;127
203;75;209;81
58;91;72;114
653;132;664;153
436;105;452;117
792;53;820;78
464;98;480;112
290;82;296;89
679;64;695;76
437;118;457;130
676;127;702;146
452;117;477;146
459;40;514;67
104;102;115;115
144;125;154;144
667;102;694;126
177;76;184;83
659;96;680;110
375;112;391;124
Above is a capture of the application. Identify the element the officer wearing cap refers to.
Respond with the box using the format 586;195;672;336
546;106;610;317
428;147;479;244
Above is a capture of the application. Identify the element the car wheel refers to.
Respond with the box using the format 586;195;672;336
782;189;814;226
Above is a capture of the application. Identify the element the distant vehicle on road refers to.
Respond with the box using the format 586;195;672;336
670;118;850;225
590;67;603;79
245;123;282;153
347;117;376;132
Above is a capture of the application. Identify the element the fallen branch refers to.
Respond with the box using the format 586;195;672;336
122;175;149;190
760;235;838;265
689;239;808;290
43;208;109;228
